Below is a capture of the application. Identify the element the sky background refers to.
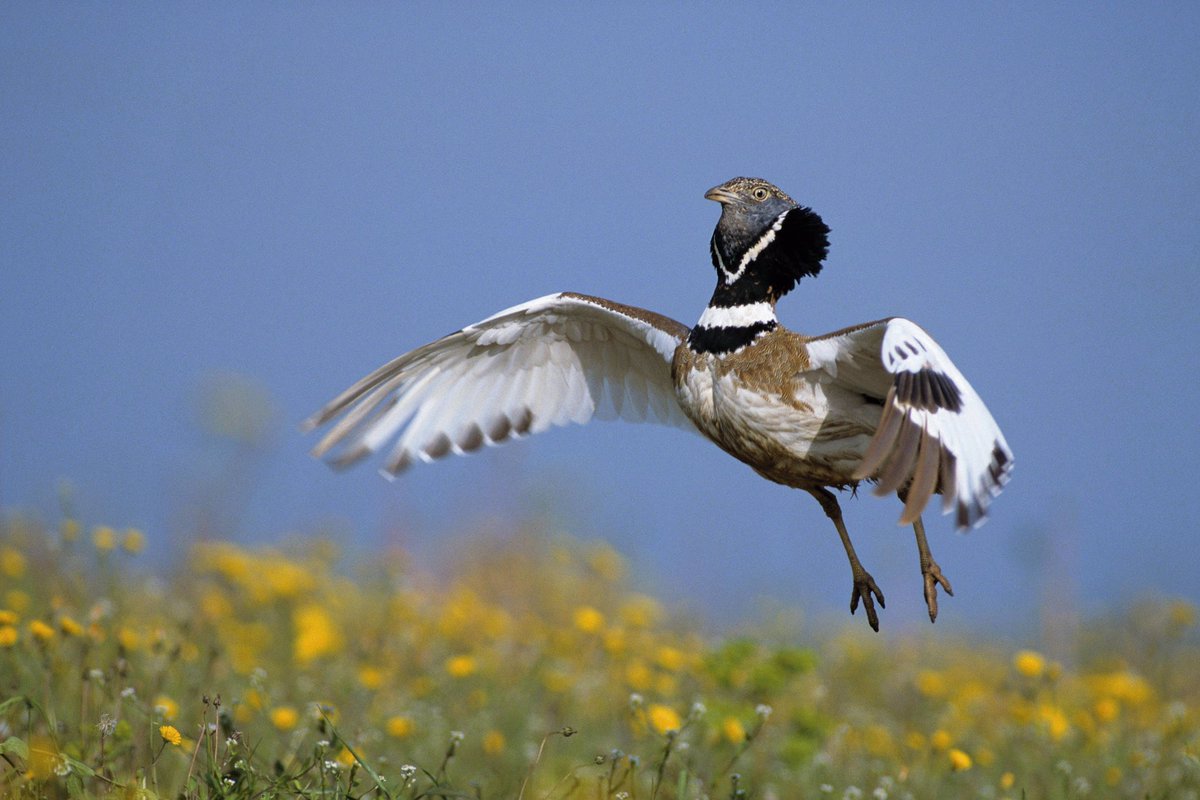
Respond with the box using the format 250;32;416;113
2;4;1197;635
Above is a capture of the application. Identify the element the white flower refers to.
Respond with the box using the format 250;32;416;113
755;703;773;719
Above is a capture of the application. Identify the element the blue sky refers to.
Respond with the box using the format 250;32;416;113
2;4;1197;632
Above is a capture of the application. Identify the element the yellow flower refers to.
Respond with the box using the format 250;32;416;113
1038;704;1071;741
29;619;55;642
721;716;747;744
625;660;652;690
572;605;605;634
0;547;26;578
1013;649;1046;678
1168;599;1197;630
154;696;179;721
117;627;142;651
1000;771;1016;789
292;604;342;663
386;715;414;738
930;729;952;751
655;645;685;671
58;615;83;637
0;626;17;647
92;526;117;551
159;725;182;746
336;747;355;767
358;665;385;690
445;654;477;678
482;730;506;755
619;595;662;628
1105;766;1122;786
121;528;146;554
948;748;973;771
647;704;682;735
0;609;18;626
60;518;81;542
5;590;29;613
1095;697;1119;723
916;669;948;697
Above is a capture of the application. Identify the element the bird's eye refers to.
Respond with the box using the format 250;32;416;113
752;187;770;201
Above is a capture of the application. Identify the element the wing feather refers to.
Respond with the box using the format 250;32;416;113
304;292;696;473
809;317;1013;529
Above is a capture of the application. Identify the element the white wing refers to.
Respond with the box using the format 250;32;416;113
303;292;696;475
807;318;1013;529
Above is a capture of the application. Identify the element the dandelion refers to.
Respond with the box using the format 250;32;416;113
270;706;299;730
29;619;55;642
292;604;342;663
391;719;420;738
948;748;973;771
483;729;506;755
92;526;117;551
930;729;952;751
445;654;477;678
0;626;17;648
121;528;145;554
572;605;605;634
154;696;179;721
159;725;182;746
655;645;685;671
1000;772;1015;789
58;615;83;637
0;609;17;625
1013;649;1046;678
647;703;681;735
357;664;385;689
0;547;26;578
722;716;747;743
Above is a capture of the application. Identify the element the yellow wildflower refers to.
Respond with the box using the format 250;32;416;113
916;669;948;697
29;619;55;642
117;627;142;651
930;729;952;751
1105;766;1122;786
92;526;117;551
1095;696;1119;723
5;590;29;613
0;547;26;578
386;715;414;738
620;595;662;628
655;645;685;671
721;716;747;744
358;665;385;690
647;704;682;735
587;543;625;581
482;730;506;755
948;748;973;771
270;705;297;734
0;609;18;625
1000;772;1016;789
121;528;146;554
625;660;652;690
58;615;83;637
292;604;342;663
904;731;927;750
1038;704;1071;741
445;654;477;678
572;605;605;634
159;725;182;746
0;626;17;647
336;747;355;767
1013;649;1046;678
154;696;179;721
60;518;81;541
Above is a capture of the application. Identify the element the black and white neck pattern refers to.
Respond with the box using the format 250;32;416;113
687;294;778;355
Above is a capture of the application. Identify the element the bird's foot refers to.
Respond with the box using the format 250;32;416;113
921;560;954;623
849;569;886;632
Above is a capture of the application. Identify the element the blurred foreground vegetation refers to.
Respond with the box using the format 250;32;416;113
0;512;1198;799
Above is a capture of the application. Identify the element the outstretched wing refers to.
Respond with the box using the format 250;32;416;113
807;318;1013;529
303;292;696;475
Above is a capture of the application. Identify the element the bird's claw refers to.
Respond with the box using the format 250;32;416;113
849;571;886;632
922;561;954;623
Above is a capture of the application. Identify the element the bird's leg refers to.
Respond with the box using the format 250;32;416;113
911;514;953;623
807;487;885;631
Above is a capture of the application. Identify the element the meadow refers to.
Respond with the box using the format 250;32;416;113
0;512;1197;799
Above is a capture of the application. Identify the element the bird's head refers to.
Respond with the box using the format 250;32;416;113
705;177;830;301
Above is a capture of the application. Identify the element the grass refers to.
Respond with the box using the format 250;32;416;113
0;511;1198;799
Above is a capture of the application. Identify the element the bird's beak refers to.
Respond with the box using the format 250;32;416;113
704;186;737;205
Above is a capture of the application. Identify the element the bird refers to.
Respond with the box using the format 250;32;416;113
303;177;1012;631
